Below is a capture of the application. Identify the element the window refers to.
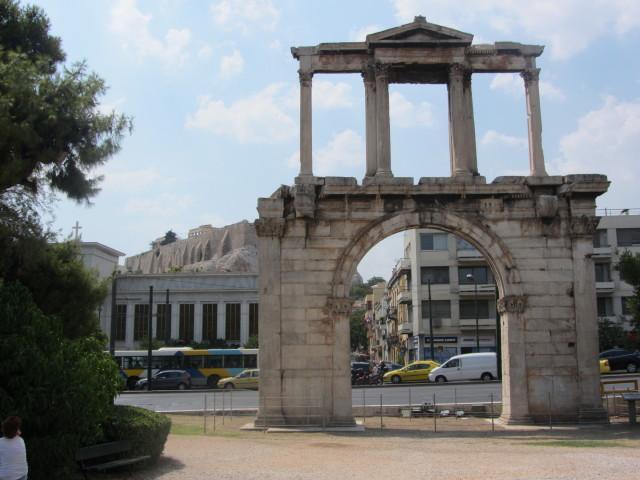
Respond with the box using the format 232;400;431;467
114;305;127;341
179;304;194;342
204;355;223;368
617;228;640;247
420;233;448;251
459;300;490;319
420;267;450;284
443;358;459;368
156;304;171;341
456;238;477;251
593;230;608;248
249;303;259;337
421;300;451;320
244;354;258;368
458;266;493;285
597;297;614;316
595;263;611;282
133;304;149;341
622;297;632;316
202;304;218;341
225;354;242;368
225;303;241;342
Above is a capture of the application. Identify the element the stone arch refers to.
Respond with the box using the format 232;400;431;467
203;239;212;260
331;208;522;302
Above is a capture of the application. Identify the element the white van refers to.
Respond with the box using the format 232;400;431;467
428;352;497;383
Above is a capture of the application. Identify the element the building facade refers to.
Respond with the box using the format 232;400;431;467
99;273;259;350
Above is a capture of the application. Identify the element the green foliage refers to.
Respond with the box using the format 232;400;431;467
350;276;386;299
350;308;367;352
0;282;121;479
618;251;640;330
598;318;627;351
160;230;178;246
166;338;230;349
138;335;164;350
0;0;132;202
244;335;259;348
102;406;171;461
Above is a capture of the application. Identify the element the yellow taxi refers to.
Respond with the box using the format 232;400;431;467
383;360;440;384
599;359;611;374
218;369;260;389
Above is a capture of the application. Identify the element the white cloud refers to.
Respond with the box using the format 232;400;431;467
287;130;365;176
99;167;176;193
313;80;353;109
391;0;640;60
490;73;565;101
389;91;433;128
109;0;191;67
350;24;383;41
219;49;245;78
125;193;194;217
481;130;527;149
551;96;640;208
197;44;213;59
210;0;280;33
185;83;295;143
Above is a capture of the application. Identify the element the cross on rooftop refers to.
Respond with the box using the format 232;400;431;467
72;220;82;241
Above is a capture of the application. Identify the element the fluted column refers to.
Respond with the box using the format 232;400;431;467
447;63;475;177
375;64;392;176
362;66;377;177
521;68;548;176
299;70;313;178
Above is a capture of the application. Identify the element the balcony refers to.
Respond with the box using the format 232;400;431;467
398;289;412;304
592;246;612;258
458;284;496;296
395;258;411;273
459;318;497;329
457;248;483;261
398;322;413;334
596;281;615;293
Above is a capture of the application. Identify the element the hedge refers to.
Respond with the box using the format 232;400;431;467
102;405;171;461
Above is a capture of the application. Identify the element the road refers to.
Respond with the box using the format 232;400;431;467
116;372;640;413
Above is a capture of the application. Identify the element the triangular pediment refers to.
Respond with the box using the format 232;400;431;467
367;16;473;46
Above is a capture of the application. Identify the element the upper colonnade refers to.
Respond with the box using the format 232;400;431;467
291;16;547;183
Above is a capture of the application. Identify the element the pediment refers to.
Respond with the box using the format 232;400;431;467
367;16;473;46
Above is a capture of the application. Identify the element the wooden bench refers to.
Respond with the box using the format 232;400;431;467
76;440;150;479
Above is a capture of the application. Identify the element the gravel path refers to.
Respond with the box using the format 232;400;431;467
106;417;640;480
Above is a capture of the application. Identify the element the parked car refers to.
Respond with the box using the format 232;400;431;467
428;352;497;383
218;369;260;389
599;349;640;373
382;361;403;372
351;362;371;374
383;360;439;384
135;370;191;390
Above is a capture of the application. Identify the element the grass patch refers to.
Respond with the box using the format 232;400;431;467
171;423;204;436
523;440;629;448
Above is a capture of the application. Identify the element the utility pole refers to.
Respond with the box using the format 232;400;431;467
428;279;435;361
147;286;153;391
109;274;117;356
165;288;170;343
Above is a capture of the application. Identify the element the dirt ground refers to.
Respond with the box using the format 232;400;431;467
102;415;640;480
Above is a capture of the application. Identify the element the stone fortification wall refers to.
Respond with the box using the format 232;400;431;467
125;220;257;274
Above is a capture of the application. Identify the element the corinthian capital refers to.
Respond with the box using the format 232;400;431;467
449;63;467;80
361;65;376;84
374;63;390;78
497;295;527;314
298;70;313;87
521;68;540;83
324;297;354;317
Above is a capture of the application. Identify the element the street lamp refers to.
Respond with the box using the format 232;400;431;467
466;273;480;352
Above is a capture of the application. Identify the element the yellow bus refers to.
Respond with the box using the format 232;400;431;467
114;347;258;389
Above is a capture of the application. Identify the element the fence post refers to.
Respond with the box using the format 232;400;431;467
222;391;226;425
490;393;494;432
230;389;233;422
203;394;207;434
409;389;412;423
213;392;216;432
362;389;366;424
380;394;383;430
433;393;437;433
548;391;552;430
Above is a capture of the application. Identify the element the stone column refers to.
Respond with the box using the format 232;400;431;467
497;295;531;423
299;70;313;179
570;216;607;421
447;63;475;177
194;302;203;342
254;215;286;426
240;301;250;347
170;303;179;340
362;66;377;177
375;64;392;177
125;303;135;348
462;72;478;175
521;68;548;176
216;302;225;340
327;297;356;426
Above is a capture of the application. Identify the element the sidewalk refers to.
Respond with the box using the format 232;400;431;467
104;416;640;480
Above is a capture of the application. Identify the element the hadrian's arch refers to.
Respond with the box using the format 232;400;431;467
255;17;609;426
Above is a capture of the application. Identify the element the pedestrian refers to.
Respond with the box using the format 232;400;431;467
0;416;28;480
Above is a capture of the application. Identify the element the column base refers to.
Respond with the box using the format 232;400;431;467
497;414;534;425
295;175;325;185
363;176;413;186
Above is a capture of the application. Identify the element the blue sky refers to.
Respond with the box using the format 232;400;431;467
35;0;640;281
